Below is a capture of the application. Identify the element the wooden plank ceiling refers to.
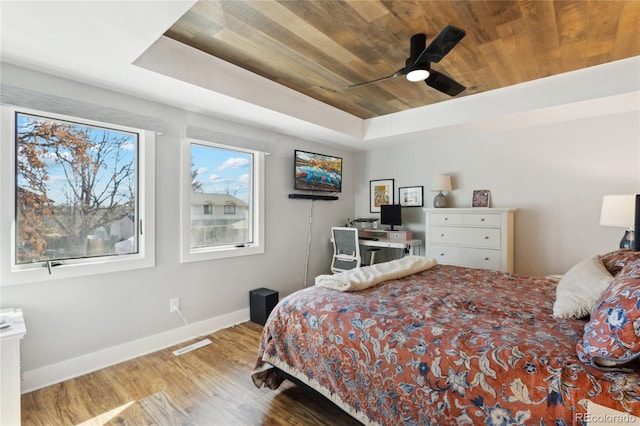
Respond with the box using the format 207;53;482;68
165;0;640;119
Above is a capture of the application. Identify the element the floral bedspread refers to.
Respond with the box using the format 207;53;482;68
252;265;640;425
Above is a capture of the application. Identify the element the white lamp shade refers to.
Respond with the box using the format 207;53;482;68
600;194;635;229
431;175;452;192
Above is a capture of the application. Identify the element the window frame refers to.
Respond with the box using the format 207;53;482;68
180;137;265;263
0;106;156;286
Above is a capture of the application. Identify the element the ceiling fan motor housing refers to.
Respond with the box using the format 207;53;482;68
405;34;431;81
410;34;427;61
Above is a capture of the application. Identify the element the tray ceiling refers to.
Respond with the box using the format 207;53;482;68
165;0;640;119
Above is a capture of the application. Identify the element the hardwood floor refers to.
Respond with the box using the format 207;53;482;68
21;321;362;425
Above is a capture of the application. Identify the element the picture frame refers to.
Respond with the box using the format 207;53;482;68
370;179;394;213
399;186;424;207
472;190;491;208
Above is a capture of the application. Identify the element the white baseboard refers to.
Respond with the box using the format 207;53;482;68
21;308;250;393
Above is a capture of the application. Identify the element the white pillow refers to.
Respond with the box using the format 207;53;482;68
552;255;614;319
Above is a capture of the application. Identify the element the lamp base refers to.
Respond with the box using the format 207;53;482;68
433;192;447;208
620;229;635;249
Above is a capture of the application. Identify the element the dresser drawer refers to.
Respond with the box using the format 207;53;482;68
430;226;501;248
431;245;502;270
430;213;501;227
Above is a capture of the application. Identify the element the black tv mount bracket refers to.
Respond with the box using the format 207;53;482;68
288;194;338;201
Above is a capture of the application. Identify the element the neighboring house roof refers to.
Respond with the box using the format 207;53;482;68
191;193;248;207
17;186;54;204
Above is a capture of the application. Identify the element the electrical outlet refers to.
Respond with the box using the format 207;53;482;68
170;297;180;313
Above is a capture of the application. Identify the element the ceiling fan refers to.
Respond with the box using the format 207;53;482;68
347;25;466;96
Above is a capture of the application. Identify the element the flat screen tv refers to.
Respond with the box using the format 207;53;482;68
294;150;342;193
380;204;402;231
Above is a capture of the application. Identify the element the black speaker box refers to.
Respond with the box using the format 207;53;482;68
250;288;279;326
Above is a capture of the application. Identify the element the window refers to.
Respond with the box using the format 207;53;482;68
180;138;264;262
15;111;139;263
1;107;155;285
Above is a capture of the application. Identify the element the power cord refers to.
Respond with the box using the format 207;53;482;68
173;306;201;339
303;198;314;287
171;306;213;356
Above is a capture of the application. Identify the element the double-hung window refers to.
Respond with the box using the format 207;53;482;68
1;106;156;285
180;136;265;262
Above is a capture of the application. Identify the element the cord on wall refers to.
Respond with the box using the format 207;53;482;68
172;306;212;356
174;306;200;339
303;199;314;287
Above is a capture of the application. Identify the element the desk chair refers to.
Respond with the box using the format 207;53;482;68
330;227;361;273
331;227;379;273
367;247;381;265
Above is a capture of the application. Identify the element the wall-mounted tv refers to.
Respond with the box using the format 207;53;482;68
294;150;342;193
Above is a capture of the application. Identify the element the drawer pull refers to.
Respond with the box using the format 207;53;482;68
480;218;486;222
484;236;490;239
484;257;490;261
441;233;445;237
440;253;445;256
444;217;448;221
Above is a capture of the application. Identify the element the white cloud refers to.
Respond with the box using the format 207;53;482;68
208;173;224;183
219;157;249;170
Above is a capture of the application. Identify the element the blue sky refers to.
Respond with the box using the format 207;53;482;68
191;143;250;202
16;113;137;205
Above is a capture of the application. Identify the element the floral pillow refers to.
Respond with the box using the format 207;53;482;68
600;249;640;276
576;259;640;371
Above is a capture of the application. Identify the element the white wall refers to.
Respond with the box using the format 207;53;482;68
2;60;639;392
356;111;639;276
0;64;355;391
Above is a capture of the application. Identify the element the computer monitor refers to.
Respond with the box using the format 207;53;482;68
380;204;402;231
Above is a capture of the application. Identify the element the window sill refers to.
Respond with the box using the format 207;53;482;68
180;244;264;263
2;254;155;286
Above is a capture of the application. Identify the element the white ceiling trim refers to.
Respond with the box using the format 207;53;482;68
365;57;640;143
133;36;364;144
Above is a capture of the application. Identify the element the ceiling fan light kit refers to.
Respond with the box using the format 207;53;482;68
347;25;466;97
406;68;430;82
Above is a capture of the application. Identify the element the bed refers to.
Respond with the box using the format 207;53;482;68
252;250;640;425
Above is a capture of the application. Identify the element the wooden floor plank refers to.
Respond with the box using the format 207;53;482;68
22;322;362;426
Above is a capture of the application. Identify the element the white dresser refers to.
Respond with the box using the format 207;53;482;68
424;208;516;272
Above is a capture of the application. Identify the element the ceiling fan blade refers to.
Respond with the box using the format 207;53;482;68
346;68;406;89
425;69;465;96
416;25;466;64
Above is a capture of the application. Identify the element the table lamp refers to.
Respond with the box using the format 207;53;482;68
600;194;635;249
431;175;452;208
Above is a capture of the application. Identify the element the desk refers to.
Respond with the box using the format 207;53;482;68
358;238;422;256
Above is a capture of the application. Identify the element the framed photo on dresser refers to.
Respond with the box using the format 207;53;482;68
472;190;491;207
